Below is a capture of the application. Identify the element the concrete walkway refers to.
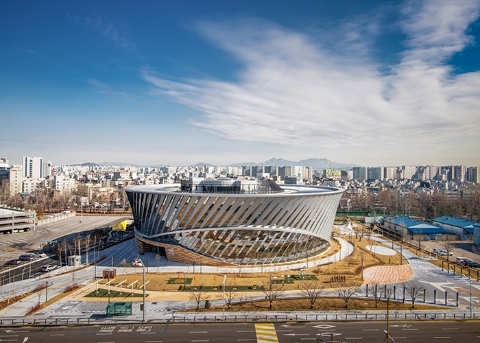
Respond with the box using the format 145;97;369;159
0;237;353;318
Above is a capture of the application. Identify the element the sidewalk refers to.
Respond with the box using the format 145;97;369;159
0;237;353;318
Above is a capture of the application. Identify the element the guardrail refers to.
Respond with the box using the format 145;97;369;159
0;311;479;327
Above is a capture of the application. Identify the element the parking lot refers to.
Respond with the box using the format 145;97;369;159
0;215;125;266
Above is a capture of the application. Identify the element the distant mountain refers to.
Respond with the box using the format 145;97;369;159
230;157;361;170
190;162;215;167
98;162;142;167
70;162;99;167
74;158;360;170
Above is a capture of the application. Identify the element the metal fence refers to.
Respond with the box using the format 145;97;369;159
0;311;478;327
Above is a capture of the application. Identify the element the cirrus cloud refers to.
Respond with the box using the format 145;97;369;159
143;1;480;157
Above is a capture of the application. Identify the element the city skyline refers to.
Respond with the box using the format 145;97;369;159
1;0;480;167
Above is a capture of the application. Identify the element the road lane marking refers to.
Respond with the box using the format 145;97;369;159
190;331;208;333
402;329;418;331
362;329;379;331
237;331;255;333
434;337;451;339
442;328;459;330
345;338;363;340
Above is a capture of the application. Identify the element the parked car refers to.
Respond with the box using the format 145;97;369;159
19;254;35;261
466;260;480;268
433;248;452;256
41;265;56;272
4;259;22;266
32;252;47;258
456;257;469;265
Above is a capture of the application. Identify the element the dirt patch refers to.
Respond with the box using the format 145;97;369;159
187;297;448;312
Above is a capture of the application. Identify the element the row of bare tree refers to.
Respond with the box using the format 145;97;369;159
188;280;427;311
340;188;480;221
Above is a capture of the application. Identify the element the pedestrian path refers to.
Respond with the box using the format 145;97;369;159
363;265;413;284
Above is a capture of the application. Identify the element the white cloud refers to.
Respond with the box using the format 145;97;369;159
88;78;130;99
143;1;480;160
68;14;136;51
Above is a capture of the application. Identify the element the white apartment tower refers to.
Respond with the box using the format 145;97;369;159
399;165;417;180
384;167;397;180
9;168;23;196
22;156;44;179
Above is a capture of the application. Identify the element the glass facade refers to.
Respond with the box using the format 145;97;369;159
126;183;344;266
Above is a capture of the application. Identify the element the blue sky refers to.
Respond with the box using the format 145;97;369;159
1;0;479;167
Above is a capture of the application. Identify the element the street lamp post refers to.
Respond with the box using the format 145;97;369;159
142;263;146;322
222;275;226;321
470;277;472;318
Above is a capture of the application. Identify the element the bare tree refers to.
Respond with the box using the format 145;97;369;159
262;279;284;309
120;258;129;273
368;284;387;308
441;241;455;262
222;282;242;309
300;281;324;309
353;224;368;242
84;235;91;265
336;283;361;309
155;254;161;272
403;280;426;308
189;287;209;310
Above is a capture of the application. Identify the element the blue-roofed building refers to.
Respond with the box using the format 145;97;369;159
432;216;480;238
474;224;480;245
383;216;448;240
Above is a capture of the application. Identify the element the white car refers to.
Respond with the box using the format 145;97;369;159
41;265;56;272
132;258;143;267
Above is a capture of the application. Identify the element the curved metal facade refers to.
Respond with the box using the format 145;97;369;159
126;184;344;266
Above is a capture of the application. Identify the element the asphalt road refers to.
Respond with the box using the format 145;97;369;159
1;321;479;343
0;216;122;262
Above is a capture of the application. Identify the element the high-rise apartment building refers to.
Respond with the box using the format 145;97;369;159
399;165;417;180
44;161;53;177
367;167;384;181
352;167;367;180
22;156;44;179
384;167;397;180
452;165;466;182
466;166;480;183
8;168;23;196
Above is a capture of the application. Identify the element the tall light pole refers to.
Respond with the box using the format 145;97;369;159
222;275;226;321
142;263;146;322
470;277;472;318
